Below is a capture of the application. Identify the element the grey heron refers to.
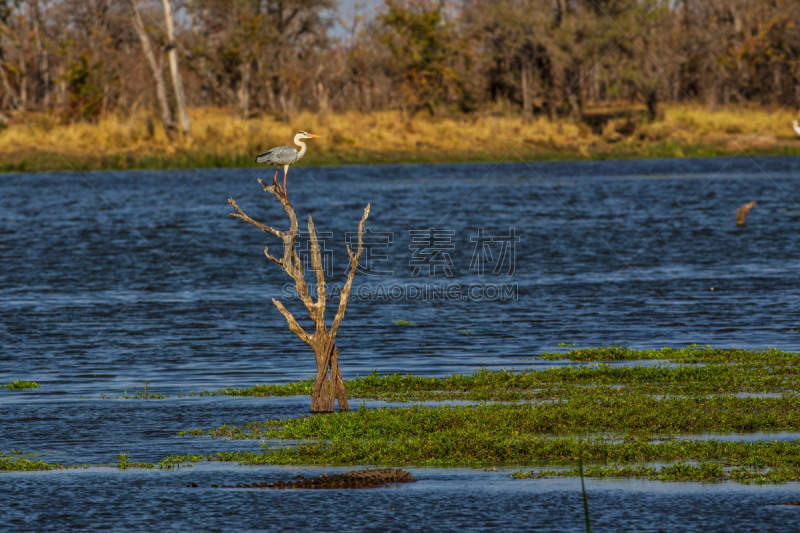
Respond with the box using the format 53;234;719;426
794;120;800;137
255;131;320;199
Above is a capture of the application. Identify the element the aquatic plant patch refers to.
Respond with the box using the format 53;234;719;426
537;345;798;365
182;394;800;442
514;463;800;484
165;347;800;483
1;379;39;390
0;454;83;471
208;347;800;403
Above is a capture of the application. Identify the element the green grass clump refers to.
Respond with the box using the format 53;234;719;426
515;462;800;484
392;320;415;326
0;451;86;471
216;359;800;403
117;452;154;469
0;456;56;471
2;379;39;390
539;345;797;365
189;393;800;468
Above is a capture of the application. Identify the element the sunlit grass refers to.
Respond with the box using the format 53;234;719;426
1;105;798;172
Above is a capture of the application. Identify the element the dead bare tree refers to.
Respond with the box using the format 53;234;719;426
162;0;191;137
127;0;176;139
228;179;370;413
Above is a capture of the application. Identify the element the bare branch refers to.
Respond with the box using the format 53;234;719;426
228;198;284;238
308;216;326;308
330;204;370;340
264;246;282;266
272;299;312;345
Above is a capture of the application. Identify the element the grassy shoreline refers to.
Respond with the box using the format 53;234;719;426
2;106;799;173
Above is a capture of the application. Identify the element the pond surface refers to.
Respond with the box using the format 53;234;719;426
2;156;800;531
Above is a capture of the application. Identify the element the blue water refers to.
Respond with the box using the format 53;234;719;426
2;156;800;531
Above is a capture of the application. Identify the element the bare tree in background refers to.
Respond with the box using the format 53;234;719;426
127;0;176;138
3;0;800;119
228;180;370;413
162;0;191;136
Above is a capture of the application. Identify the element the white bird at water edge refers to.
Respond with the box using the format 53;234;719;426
255;131;320;200
793;120;800;137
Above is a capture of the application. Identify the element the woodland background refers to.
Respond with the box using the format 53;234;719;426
1;0;799;170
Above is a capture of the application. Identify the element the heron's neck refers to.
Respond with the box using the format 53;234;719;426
294;134;307;160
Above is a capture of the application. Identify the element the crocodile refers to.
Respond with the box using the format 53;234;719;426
186;468;416;489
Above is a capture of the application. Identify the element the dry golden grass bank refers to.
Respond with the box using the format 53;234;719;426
1;105;799;172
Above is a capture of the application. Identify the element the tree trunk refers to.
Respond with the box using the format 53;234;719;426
264;77;278;115
128;0;176;139
19;47;27;111
162;0;191;136
0;47;20;111
32;0;51;111
645;89;658;121
309;340;349;413
238;61;251;118
330;345;349;411
521;58;532;122
317;81;329;126
311;340;335;413
555;0;567;26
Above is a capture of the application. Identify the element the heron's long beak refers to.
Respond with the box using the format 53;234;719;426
307;133;320;138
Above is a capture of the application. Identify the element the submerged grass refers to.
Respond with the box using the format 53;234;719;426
168;347;800;483
2;106;799;173
0;451;86;472
538;345;799;365
212;345;800;402
515;462;800;484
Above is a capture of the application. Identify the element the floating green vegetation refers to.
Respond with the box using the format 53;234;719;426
538;345;798;365
190;394;800;444
0;451;86;471
514;462;800;484
124;347;800;403
0;456;56;471
117;452;154;469
392;320;415;326
216;360;800;403
167;347;800;483
177;429;205;437
2;379;39;390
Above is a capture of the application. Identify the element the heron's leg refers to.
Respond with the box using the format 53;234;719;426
283;165;289;198
273;168;279;190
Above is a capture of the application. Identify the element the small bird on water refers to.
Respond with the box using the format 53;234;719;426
255;131;320;200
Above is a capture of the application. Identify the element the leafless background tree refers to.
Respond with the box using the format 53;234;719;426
228;179;369;413
2;0;799;131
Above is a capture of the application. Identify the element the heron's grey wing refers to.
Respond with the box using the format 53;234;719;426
255;145;298;165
